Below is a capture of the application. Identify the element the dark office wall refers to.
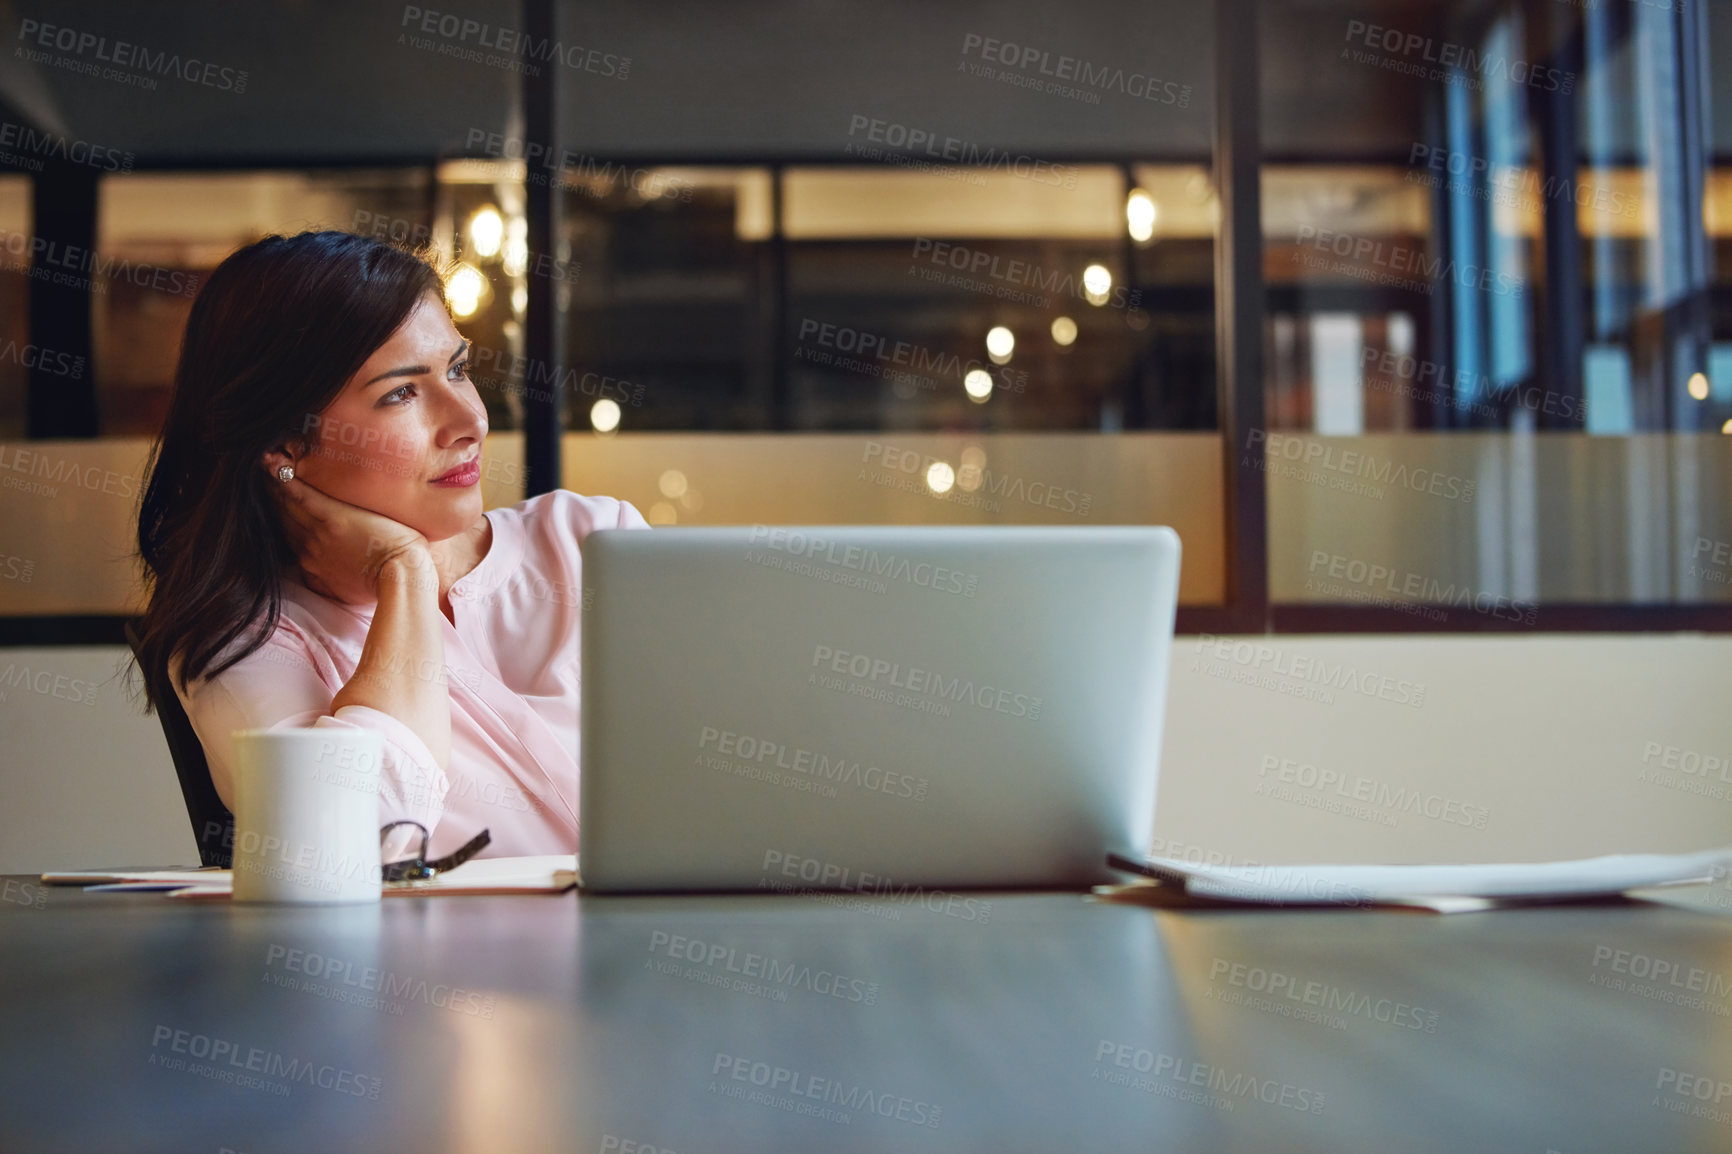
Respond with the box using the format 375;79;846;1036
0;0;1217;163
558;0;1214;159
0;0;520;160
4;2;1727;166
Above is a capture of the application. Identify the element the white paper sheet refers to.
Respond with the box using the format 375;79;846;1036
1120;847;1732;906
43;855;578;897
41;868;226;885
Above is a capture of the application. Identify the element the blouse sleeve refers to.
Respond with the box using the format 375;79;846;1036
553;490;653;538
175;632;450;851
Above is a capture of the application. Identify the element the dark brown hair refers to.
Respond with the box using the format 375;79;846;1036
134;230;443;708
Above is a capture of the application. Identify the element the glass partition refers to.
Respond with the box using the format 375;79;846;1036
549;1;1225;606
1261;0;1729;614
10;0;1732;632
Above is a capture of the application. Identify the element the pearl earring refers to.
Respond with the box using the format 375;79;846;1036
277;465;295;484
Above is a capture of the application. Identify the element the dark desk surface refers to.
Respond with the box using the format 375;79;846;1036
3;876;1732;1154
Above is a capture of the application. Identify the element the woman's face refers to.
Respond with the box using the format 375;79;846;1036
288;293;488;542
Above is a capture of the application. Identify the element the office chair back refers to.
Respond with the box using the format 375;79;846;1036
123;619;233;867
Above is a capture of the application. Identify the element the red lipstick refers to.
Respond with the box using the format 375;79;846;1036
431;457;481;487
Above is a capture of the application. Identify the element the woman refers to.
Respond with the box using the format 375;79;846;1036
134;230;648;861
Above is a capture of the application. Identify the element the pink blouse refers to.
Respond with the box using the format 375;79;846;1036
175;490;651;860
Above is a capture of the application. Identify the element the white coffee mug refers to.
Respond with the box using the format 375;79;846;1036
230;729;384;904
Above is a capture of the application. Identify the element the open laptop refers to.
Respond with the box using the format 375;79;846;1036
577;525;1180;893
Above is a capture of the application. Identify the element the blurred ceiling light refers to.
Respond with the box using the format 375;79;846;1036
503;215;528;277
511;284;528;315
469;207;504;258
985;326;1015;362
1051;316;1078;346
1688;372;1710;401
444;264;487;318
1126;189;1157;242
1722;418;1732;434
659;469;689;499
960;446;986;470
590;398;622;433
963;369;994;403
925;461;956;494
1083;264;1112;306
648;503;679;525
